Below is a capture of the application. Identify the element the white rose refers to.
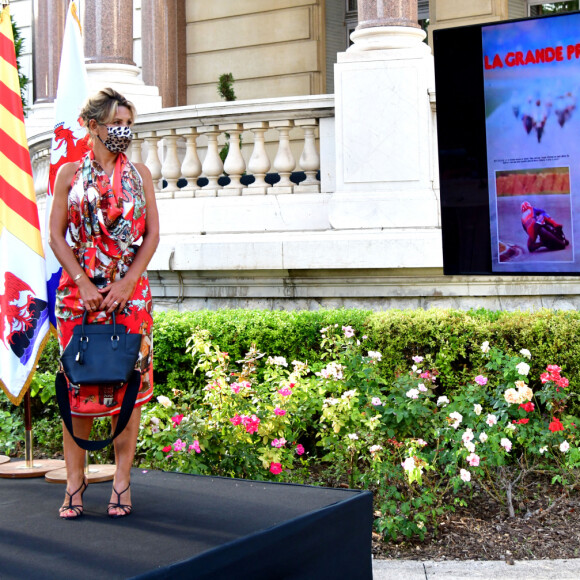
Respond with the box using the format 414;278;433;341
516;362;530;376
156;395;172;408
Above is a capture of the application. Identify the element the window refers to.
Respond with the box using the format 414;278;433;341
345;0;358;47
528;1;579;16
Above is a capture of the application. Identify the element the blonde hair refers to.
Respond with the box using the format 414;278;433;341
80;87;136;128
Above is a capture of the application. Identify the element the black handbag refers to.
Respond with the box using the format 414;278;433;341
55;311;143;451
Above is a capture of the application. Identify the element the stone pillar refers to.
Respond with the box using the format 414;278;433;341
329;0;442;269
141;0;186;108
356;0;420;29
84;0;135;65
349;0;425;52
26;0;67;136
82;0;162;115
32;0;67;103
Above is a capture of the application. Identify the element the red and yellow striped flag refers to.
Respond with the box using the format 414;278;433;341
0;3;49;405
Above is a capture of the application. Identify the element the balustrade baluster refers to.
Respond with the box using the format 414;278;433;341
220;123;245;195
294;119;320;193
130;137;144;165
40;152;50;196
198;125;223;197
141;132;163;193
245;121;270;195
158;129;182;196
32;150;49;196
268;120;295;194
176;128;202;197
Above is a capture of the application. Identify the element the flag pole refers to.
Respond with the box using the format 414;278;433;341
24;390;33;468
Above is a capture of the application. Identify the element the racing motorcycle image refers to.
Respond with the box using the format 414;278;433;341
521;201;569;252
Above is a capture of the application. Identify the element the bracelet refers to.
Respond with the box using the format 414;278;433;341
73;273;83;282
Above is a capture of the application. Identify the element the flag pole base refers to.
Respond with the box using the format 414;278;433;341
0;458;66;479
45;464;116;484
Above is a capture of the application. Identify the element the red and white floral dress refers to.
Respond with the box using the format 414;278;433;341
56;151;154;417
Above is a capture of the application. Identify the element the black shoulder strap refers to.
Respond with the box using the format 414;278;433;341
55;371;141;452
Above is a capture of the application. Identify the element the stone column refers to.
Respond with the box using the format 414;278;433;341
84;0;135;65
356;0;419;30
141;0;186;108
329;0;442;270
82;0;162;114
349;0;425;51
32;0;67;103
26;0;67;136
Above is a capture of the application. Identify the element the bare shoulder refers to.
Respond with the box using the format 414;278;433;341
55;161;81;184
133;162;152;180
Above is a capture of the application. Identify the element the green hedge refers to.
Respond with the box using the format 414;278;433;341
152;309;580;413
10;307;580;406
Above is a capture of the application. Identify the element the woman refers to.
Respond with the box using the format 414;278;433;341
49;88;160;520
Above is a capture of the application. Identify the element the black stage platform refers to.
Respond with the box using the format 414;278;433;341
0;467;373;579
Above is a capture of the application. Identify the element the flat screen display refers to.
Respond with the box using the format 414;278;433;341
434;11;580;275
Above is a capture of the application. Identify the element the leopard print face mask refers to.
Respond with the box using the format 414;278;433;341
98;125;133;153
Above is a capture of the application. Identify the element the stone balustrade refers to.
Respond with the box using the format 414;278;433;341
28;95;334;202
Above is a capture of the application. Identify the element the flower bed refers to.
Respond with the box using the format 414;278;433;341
139;322;580;542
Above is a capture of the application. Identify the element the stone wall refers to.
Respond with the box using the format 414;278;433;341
185;0;325;104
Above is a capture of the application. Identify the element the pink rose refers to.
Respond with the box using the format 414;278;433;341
342;326;355;338
278;387;292;397
171;414;184;427
230;414;242;426
296;444;305;455
274;407;286;416
269;462;283;475
173;439;186;452
189;440;201;454
474;375;488;386
243;415;260;434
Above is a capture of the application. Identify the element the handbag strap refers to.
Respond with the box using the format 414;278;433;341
80;310;118;338
55;370;141;451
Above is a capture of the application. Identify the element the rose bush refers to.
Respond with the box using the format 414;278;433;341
137;326;580;542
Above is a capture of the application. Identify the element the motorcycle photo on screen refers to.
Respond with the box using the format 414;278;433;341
521;201;570;252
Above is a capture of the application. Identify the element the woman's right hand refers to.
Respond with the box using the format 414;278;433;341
76;277;103;312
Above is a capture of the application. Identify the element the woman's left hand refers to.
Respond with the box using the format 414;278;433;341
98;276;138;314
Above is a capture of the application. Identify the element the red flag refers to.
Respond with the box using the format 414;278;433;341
0;4;49;405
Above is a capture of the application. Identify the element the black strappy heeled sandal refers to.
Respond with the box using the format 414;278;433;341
59;479;88;520
108;483;132;518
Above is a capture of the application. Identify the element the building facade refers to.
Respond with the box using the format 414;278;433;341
14;0;580;311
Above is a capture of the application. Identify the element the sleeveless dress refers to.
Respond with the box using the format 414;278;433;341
55;151;154;417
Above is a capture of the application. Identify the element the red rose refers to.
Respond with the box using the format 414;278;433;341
162;446;172;453
549;417;564;432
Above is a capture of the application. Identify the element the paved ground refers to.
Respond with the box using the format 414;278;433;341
372;558;580;579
